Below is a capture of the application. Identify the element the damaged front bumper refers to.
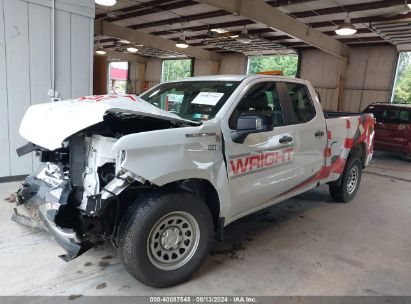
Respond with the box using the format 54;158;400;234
13;163;138;261
14;163;92;261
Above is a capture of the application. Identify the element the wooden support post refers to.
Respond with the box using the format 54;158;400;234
93;55;108;95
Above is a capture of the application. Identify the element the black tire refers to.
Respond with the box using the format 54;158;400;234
329;157;362;203
117;190;213;287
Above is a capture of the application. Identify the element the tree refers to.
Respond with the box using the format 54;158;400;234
393;52;411;104
393;64;411;104
162;59;192;82
248;55;298;77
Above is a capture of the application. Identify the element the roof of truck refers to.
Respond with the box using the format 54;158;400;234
167;74;301;83
167;75;248;82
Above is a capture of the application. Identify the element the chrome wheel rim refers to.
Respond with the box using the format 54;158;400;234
147;211;200;271
347;166;359;195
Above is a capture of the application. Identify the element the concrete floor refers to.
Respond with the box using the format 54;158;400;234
0;151;410;296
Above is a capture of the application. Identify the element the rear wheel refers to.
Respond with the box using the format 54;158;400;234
117;191;213;287
329;157;362;202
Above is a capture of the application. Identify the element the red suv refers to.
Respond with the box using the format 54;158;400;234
363;103;411;160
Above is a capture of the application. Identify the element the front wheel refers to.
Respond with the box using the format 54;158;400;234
117;191;214;287
329;157;362;202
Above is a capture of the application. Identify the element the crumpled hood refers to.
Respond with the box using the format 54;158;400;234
19;95;195;151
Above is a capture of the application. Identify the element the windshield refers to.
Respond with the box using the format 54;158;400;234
140;81;241;122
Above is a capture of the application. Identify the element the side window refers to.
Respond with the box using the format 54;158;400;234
284;82;316;123
399;110;410;122
229;82;284;129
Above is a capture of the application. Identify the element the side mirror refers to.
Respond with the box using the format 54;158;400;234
232;114;273;144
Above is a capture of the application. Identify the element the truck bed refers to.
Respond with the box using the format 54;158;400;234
323;111;360;119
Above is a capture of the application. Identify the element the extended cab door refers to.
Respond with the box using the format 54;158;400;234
222;81;300;218
276;81;327;186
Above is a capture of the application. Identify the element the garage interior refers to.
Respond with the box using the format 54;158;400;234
0;0;411;297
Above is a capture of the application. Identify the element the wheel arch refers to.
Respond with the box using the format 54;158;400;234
349;142;367;168
114;177;223;234
164;178;222;234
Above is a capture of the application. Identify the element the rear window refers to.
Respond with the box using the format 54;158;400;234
365;106;411;124
283;82;316;123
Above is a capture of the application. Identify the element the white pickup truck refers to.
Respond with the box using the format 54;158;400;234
13;75;374;287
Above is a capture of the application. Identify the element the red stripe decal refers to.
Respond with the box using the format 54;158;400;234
344;138;354;149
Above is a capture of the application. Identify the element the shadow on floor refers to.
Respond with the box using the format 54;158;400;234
194;186;335;278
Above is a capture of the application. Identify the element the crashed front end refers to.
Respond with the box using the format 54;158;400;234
12;95;194;261
16;163;92;260
15;136;135;261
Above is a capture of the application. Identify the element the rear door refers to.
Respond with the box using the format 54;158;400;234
276;81;328;185
222;80;298;218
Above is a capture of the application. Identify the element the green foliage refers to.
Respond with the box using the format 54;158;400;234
393;52;411;104
247;55;299;77
162;59;192;82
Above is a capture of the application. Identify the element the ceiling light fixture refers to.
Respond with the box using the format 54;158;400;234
211;28;228;34
176;32;188;48
236;27;251;44
95;0;117;6
127;46;139;53
335;14;357;36
96;47;106;55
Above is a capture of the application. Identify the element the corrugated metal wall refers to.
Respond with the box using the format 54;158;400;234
300;46;398;112
0;0;94;178
219;53;247;75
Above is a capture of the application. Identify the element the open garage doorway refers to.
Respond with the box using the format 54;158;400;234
247;54;299;77
392;52;411;104
109;61;129;94
161;59;193;82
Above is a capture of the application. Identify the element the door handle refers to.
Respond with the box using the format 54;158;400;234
314;130;325;138
279;136;293;144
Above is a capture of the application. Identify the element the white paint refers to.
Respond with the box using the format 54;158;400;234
82;135;117;199
19;95;194;150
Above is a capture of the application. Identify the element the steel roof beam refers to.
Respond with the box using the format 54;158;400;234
95;20;221;61
195;0;349;57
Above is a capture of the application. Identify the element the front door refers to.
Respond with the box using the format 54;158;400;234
222;81;299;219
